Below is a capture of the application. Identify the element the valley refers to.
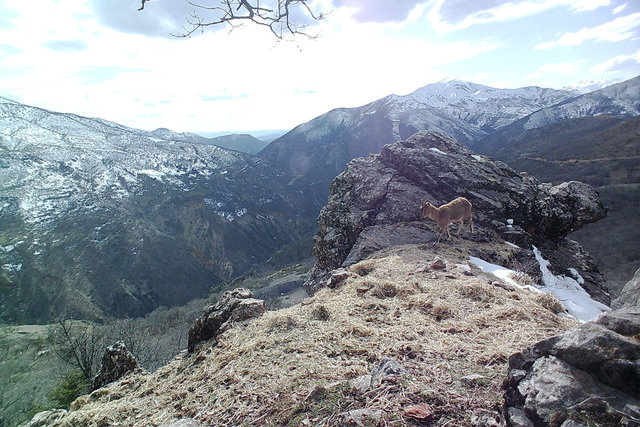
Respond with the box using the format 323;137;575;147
1;75;639;426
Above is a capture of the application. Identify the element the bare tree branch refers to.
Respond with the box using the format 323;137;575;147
140;0;326;39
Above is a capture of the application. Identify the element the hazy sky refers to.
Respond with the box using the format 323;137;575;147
1;0;638;133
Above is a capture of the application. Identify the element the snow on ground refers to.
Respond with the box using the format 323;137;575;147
469;256;538;291
470;248;610;323
429;147;447;155
532;246;609;322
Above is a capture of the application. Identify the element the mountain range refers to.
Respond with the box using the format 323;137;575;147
1;75;638;323
0;97;317;323
260;76;640;292
259;80;575;197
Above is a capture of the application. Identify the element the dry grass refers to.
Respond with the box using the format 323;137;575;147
52;242;575;427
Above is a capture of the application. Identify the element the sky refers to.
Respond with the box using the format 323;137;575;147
0;0;639;134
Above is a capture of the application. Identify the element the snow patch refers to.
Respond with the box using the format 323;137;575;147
429;147;447;155
533;246;609;322
2;263;22;272
471;155;484;162
468;256;534;290
137;169;165;180
567;268;585;285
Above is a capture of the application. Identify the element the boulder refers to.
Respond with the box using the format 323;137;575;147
305;131;608;302
612;266;640;309
22;409;68;427
349;358;408;394
503;308;640;426
92;342;141;391
188;288;265;353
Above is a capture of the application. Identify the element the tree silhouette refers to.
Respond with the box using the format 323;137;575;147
139;0;325;39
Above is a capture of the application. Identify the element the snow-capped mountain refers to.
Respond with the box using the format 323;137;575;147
259;80;575;199
522;75;640;130
0;97;317;323
403;79;577;132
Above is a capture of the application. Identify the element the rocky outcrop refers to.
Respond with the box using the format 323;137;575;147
92;342;141;391
188;288;266;353
305;131;608;301
613;267;640;309
502;308;640;426
22;409;68;427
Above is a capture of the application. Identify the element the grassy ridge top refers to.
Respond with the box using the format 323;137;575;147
54;240;574;426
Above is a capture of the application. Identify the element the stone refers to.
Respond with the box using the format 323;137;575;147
455;264;473;276
230;298;266;322
349;375;372;395
560;421;587;427
339;408;386;426
430;257;447;270
507;407;534;427
92;342;141;391
188;288;265;353
23;409;68;427
327;268;350;288
612;266;640;309
503;308;640;426
404;403;433;420
594;306;640;336
370;358;407;386
304;131;608;300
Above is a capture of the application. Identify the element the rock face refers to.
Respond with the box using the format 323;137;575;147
188;288;265;353
305;131;608;302
92;342;141;391
502;307;640;426
613;267;640;309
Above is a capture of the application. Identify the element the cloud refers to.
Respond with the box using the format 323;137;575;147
200;93;251;102
591;50;640;74
535;12;640;49
42;39;89;52
427;0;611;32
0;44;22;55
88;0;326;38
527;62;578;78
0;4;18;28
75;66;148;84
87;0;199;37
613;3;627;14
332;0;426;23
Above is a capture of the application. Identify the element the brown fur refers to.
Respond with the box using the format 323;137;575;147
420;197;473;243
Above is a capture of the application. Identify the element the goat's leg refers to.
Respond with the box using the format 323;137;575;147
456;219;464;236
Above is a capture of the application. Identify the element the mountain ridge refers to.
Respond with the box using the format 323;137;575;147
258;79;580;203
0;98;318;323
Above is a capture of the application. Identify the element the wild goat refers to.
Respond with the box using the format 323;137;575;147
420;197;473;243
